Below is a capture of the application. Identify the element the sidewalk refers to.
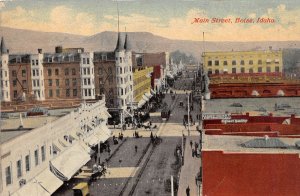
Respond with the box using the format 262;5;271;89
178;136;201;196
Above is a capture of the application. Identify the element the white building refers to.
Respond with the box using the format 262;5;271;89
0;37;11;102
80;52;96;100
30;49;45;101
0;99;111;196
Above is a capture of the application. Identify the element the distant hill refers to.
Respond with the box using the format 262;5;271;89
1;26;300;62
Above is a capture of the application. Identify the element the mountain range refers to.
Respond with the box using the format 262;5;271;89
1;27;300;61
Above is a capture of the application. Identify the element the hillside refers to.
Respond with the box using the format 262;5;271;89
1;27;300;61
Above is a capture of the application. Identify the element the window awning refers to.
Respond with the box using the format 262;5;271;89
138;99;147;108
12;169;63;196
50;142;91;181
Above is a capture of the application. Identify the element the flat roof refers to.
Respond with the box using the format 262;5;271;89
203;134;300;154
0;115;60;144
204;97;300;116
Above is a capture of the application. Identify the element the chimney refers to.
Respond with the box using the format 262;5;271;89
38;48;42;54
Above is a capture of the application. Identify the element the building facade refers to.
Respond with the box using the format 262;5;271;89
203;49;283;75
0;99;111;196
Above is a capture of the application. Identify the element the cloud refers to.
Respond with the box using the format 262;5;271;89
1;4;299;41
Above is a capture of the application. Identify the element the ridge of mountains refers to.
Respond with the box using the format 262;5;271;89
1;26;300;61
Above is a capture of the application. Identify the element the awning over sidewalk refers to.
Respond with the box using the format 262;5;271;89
144;92;153;99
50;142;91;181
12;169;63;196
138;99;147;108
94;125;111;143
150;89;156;95
142;95;149;102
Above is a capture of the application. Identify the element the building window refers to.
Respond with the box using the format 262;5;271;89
108;67;112;74
56;89;60;97
73;89;77;97
258;60;262;65
99;78;104;84
102;55;107;61
49;89;53;97
34;149;39;166
66;89;70;97
32;60;35;65
36;60;38;65
232;68;236;73
14;90;18;98
48;69;52;76
72;68;76;75
208;61;212;66
83;58;86;64
13;80;17;87
258;67;262;73
22;70;26;77
55;69;59;75
249;60;253;65
215;60;219;66
249;68;253;73
87;79;91;85
240;60;245;65
232;60;236;66
266;67;271;73
87;58;90;64
65;68;69;75
41;146;46;162
208;69;212;75
223;61;227;66
99;68;103;75
22;80;26;85
25;155;30;172
17;159;22;178
215;69;219;74
83;68;86;75
72;78;77;86
241;67;245;73
5;166;12;185
48;79;52;86
56;79;59;86
87;68;90;75
12;70;17;77
65;79;70;86
275;66;280;72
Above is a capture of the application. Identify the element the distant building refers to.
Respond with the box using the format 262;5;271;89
203;48;283;75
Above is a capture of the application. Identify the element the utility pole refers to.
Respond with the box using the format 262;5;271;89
187;93;190;136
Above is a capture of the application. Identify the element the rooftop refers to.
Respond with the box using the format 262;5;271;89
0;115;60;144
203;134;300;154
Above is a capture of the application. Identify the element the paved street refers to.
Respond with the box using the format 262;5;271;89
54;72;203;196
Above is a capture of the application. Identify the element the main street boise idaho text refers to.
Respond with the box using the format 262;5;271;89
191;17;275;24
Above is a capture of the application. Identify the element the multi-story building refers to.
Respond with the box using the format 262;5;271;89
1;37;11;102
203;48;283;75
0;99;111;196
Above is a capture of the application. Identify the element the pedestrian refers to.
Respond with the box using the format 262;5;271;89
135;145;138;153
192;149;195;157
186;186;190;196
190;140;193;148
108;148;111;156
149;121;152;126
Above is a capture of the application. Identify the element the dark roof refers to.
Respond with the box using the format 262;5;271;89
241;137;288;148
124;33;132;51
1;37;8;54
94;51;116;61
114;32;124;52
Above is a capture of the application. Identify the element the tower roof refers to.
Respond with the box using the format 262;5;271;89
114;32;124;52
1;37;8;54
124;33;132;51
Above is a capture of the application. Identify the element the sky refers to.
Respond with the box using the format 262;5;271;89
0;0;299;41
